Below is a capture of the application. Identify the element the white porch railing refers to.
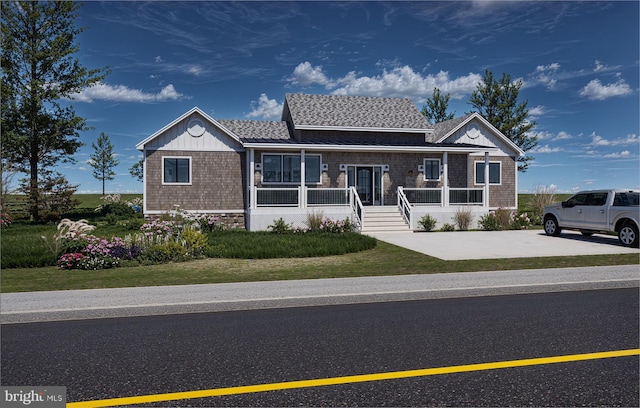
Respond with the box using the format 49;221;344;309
399;187;484;206
253;186;363;227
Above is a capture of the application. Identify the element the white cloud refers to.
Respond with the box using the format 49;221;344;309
246;93;283;120
530;144;561;154
288;62;332;87
287;62;482;101
70;83;184;103
529;63;561;90
590;132;639;146
579;78;632;100
603;150;632;158
528;105;545;119
553;131;572;141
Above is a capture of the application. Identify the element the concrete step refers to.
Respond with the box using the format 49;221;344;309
361;206;410;232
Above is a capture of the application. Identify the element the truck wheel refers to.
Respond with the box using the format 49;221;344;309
544;216;561;236
618;223;639;248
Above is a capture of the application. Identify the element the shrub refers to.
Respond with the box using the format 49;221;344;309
453;207;474;231
1;212;14;228
268;218;292;234
440;223;455;232
141;242;188;263
180;227;208;256
418;214;437;231
196;214;226;232
529;184;558;223
100;202;135;218
305;211;325;231
479;209;533;231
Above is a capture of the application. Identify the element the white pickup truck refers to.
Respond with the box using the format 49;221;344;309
543;189;639;247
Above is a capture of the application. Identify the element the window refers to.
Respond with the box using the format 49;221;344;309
475;161;501;185
163;157;191;184
614;192;640;206
424;159;440;181
262;154;321;184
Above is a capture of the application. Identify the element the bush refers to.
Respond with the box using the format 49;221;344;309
529;185;558;223
479;209;532;231
196;214;226;232
141;242;188;263
418;214;437;231
305;211;324;231
180;227;208;256
440;223;455;232
453;207;474;231
100;202;135;218
268;218;292;234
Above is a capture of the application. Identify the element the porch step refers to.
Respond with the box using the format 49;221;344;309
361;206;410;233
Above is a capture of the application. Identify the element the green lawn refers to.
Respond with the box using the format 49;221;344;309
2;242;637;293
3;192;636;294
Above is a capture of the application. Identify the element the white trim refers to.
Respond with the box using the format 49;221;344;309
161;156;192;185
144;209;246;216
244;142;497;154
423;158;442;181
294;124;431;134
474;160;502;186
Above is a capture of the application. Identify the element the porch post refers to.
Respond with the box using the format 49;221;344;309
248;148;255;209
300;149;306;209
484;151;490;208
442;152;449;207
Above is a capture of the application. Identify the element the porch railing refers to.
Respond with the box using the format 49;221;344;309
401;187;484;206
255;187;353;208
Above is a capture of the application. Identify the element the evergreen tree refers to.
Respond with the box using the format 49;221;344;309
469;70;537;172
90;133;119;195
129;158;144;183
1;1;108;220
421;88;455;125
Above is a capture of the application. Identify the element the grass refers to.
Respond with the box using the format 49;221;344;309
2;242;638;293
2;193;637;293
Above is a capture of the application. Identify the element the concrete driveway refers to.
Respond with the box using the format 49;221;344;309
367;229;640;260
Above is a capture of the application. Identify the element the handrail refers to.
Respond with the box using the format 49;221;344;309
397;186;412;225
349;186;364;230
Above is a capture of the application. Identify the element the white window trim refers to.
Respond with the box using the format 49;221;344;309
474;160;502;186
260;153;322;185
162;156;192;185
423;158;441;181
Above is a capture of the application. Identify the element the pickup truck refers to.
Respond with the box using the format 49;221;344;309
543;189;639;247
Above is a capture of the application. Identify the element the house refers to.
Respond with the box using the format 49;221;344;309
135;93;525;231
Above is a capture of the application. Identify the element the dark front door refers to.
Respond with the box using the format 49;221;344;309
357;167;373;205
347;165;383;206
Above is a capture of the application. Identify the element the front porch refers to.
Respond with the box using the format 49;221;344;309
246;186;489;231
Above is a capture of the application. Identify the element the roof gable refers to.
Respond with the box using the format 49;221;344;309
434;113;525;157
136;107;244;152
284;93;432;132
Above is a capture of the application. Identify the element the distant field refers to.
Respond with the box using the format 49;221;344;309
5;193;563;213
73;194;143;208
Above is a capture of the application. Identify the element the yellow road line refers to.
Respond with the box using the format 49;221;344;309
67;349;640;408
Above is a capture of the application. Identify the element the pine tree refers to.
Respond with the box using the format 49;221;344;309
90;133;119;195
1;1;108;220
421;88;455;125
469;70;537;172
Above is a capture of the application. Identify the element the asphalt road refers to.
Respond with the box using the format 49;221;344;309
2;288;638;407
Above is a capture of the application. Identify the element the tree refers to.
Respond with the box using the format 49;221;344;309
468;70;537;172
129;157;144;183
90;133;119;195
1;1;108;220
421;87;455;125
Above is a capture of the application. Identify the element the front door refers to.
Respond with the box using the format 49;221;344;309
347;166;383;205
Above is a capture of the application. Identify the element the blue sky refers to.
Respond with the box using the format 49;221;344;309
50;1;639;194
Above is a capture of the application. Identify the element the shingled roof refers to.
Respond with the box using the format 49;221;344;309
217;119;291;142
284;93;432;131
429;113;474;142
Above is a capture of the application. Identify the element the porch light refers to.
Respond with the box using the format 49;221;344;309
418;164;424;172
